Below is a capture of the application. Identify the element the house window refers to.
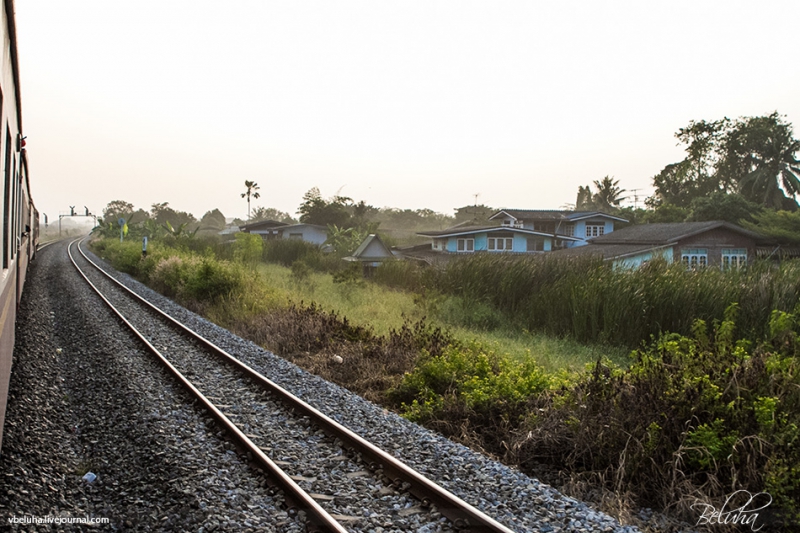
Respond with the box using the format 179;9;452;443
432;238;446;251
562;223;575;237
456;238;474;252
288;233;303;239
585;224;605;238
722;249;747;269
526;238;545;252
487;237;513;251
535;222;556;233
681;248;708;269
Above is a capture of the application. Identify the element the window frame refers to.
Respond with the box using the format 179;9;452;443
681;248;708;269
456;238;474;252
585;224;605;238
721;248;747;269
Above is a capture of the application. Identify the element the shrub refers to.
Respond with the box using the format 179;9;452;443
513;304;800;526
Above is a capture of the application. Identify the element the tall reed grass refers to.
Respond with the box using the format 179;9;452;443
374;254;800;347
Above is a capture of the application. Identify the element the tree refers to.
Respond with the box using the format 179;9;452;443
297;187;352;227
453;204;494;224
686;193;762;224
199;208;226;231
150;202;195;228
575;185;594;210
241;181;261;221
592;176;626;211
102;200;134;224
650;113;800;210
718;112;800;210
250;207;295;224
650;119;730;207
740;209;800;244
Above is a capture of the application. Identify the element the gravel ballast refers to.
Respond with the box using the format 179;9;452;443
1;239;644;531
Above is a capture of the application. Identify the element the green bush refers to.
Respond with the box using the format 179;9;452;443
514;303;800;525
391;342;551;423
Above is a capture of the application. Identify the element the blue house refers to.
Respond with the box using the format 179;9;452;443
417;210;627;254
488;210;627;247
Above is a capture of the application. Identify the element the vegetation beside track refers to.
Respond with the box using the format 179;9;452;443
91;235;800;529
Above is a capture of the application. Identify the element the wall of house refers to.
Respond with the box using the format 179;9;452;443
677;229;756;267
570;219;615;247
280;225;328;245
613;248;673;269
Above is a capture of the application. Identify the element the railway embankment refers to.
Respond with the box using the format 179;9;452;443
0;239;640;531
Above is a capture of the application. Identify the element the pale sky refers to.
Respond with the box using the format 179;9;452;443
14;0;800;223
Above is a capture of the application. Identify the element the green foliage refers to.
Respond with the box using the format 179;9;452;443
741;209;800;244
685;419;739;470
686;192;762;223
298;187;353;227
232;232;263;265
575;176;627;212
374;253;800;349
651;112;800;210
391;342;551;422
325;225;369;256
515;304;800;524
250;206;295;224
199;208;226;231
262;239;340;272
435;296;503;331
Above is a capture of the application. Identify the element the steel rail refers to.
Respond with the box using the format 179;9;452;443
67;240;348;533
75;239;518;533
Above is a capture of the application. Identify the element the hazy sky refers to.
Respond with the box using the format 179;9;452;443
15;0;800;223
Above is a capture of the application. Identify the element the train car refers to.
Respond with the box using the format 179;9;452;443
0;0;36;449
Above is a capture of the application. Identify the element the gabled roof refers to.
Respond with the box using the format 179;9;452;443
417;224;581;241
344;234;395;262
489;209;628;223
588;221;768;245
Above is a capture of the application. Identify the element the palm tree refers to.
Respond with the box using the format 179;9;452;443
592;176;627;211
241;181;261;221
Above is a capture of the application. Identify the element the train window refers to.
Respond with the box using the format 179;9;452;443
10;155;16;260
3;128;10;270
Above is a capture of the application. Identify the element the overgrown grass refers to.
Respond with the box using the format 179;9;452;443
374;254;800;347
252;261;622;373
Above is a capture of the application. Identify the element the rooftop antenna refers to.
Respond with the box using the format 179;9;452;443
630;189;641;209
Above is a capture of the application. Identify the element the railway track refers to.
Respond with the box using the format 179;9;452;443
68;239;518;533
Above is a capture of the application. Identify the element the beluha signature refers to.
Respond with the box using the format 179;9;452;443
691;490;772;531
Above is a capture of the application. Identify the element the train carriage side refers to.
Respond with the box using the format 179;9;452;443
0;0;30;450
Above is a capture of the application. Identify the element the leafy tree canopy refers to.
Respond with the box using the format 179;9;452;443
297;187;353;227
575;176;627;212
453;204;494;224
199;208;227;231
740;209;800;244
150;202;196;228
651;112;800;210
251;207;296;224
102;200;134;224
686;193;762;224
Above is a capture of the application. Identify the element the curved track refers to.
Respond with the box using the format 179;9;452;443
68;239;518;533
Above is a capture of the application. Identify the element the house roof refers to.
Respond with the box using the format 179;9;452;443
417;224;581;241
344;234;395;262
551;243;674;261
239;219;290;232
278;223;328;231
588;221;768;245
489;209;629;223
